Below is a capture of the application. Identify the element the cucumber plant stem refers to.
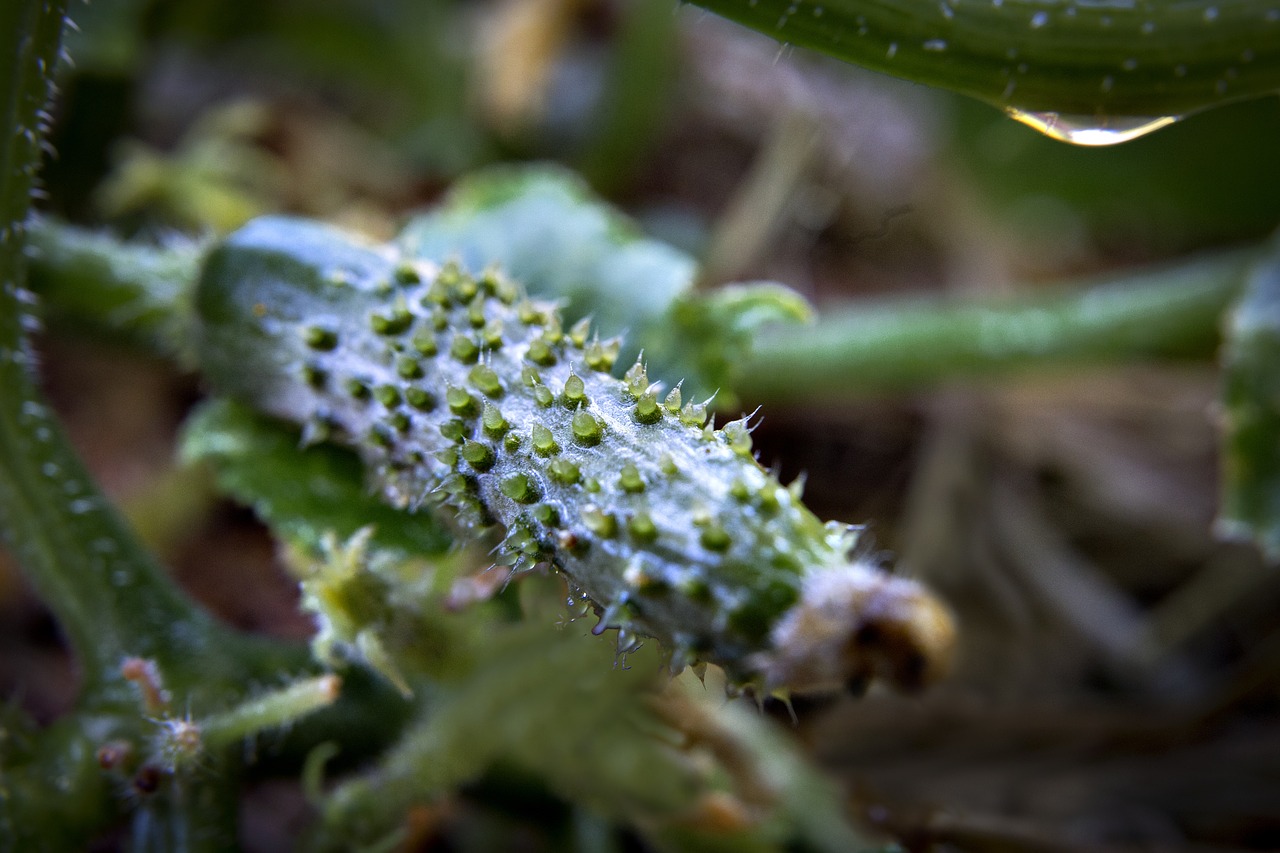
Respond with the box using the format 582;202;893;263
741;248;1254;401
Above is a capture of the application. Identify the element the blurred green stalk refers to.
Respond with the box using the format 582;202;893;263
742;249;1255;401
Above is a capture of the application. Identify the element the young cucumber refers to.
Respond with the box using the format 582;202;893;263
196;216;955;694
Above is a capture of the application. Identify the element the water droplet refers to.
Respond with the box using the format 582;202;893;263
1030;10;1049;27
923;39;948;51
1140;20;1156;34
886;42;898;58
1101;75;1115;92
1005;111;1180;146
938;1;955;19
1122;58;1138;71
1203;6;1219;21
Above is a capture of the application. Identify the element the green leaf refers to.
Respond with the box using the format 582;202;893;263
180;398;452;559
693;0;1280;121
664;282;813;408
1219;241;1280;561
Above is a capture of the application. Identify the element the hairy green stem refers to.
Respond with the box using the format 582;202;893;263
0;16;297;714
694;0;1280;119
741;248;1255;401
200;676;343;751
25;217;207;361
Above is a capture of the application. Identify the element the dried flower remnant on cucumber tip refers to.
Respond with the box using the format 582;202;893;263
195;217;955;694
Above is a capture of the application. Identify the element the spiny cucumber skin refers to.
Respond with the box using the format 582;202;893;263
196;217;953;692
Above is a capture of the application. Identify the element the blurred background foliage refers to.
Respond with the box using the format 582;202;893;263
7;0;1280;849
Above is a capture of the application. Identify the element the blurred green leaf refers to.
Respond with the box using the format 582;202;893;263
396;164;810;401
181;398;453;558
665;282;813;408
578;0;681;192
1219;239;1280;562
693;0;1280;118
397;164;695;347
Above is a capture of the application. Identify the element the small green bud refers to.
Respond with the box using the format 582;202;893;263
396;357;424;379
549;458;581;485
482;319;504;348
627;511;658;542
302;325;338;351
700;524;732;552
541;315;564;344
467;296;486;328
393;261;420;284
344;377;371;400
581;504;617;538
618;464;645;493
405;387;435;411
758;484;781;513
482;403;510;437
469;364;503;398
531;423;560;456
532;503;559;526
439;419;467;443
584;338;620;372
526;339;556;366
533;385;554;407
562;373;588;408
447;387;479;417
301;363;327;389
461;439;495;471
423;280;451;307
411;333;438;356
500;473;539;503
504;433;522;452
439;472;471;497
387;411;411;432
568;317;591;347
729;479;751;502
518;301;544;325
624;361;648;398
659;454;678;476
723;420;753;457
664;385;682;413
374;385;401;407
368;425;394;448
451;336;479;364
680;401;708;427
572;411;603;445
634;391;662;424
370;305;413;335
452;272;478;304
